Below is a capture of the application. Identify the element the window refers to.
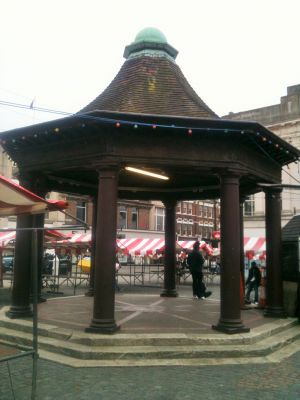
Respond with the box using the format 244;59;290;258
155;207;165;231
208;207;212;219
244;196;255;216
187;203;192;214
118;206;127;229
131;207;138;229
76;201;86;222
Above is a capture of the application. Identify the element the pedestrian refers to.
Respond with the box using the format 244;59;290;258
187;241;212;299
245;261;261;304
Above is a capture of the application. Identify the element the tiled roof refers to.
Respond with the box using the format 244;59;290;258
79;56;218;118
282;214;300;241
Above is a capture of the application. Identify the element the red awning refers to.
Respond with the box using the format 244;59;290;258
117;238;165;256
0;175;67;216
243;237;266;252
178;240;213;255
212;236;266;257
0;229;69;249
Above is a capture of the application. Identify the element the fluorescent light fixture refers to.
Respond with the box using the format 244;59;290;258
125;166;169;180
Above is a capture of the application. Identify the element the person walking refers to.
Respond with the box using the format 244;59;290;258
245;261;261;304
187;241;212;299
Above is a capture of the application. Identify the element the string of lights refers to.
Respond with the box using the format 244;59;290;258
0;99;300;179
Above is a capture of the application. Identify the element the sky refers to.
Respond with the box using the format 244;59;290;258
1;0;299;132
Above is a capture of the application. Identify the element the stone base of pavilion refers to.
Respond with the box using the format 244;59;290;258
0;286;299;367
212;320;250;334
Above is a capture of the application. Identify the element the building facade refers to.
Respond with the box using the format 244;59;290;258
224;84;300;236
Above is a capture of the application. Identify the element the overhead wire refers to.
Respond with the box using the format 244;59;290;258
1;98;300;186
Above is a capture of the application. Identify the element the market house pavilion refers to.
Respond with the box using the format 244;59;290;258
1;27;299;333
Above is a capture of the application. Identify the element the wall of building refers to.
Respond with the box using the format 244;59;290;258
225;84;300;236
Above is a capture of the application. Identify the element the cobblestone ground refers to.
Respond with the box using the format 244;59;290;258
1;352;299;400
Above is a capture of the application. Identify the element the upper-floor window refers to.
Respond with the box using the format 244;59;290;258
155;207;165;231
118;206;127;229
208;207;212;219
131;207;138;229
244;196;255;216
76;201;86;222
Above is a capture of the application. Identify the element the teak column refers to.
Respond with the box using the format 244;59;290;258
213;174;249;333
7;173;36;318
7;213;33;318
86;167;119;333
85;197;97;297
264;187;286;317
239;196;246;307
161;199;178;297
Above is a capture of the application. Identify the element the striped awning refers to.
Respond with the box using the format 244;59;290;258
0;230;68;248
243;237;266;252
0;231;16;248
0;174;68;217
212;236;266;257
67;232;92;244
178;240;214;255
117;238;165;256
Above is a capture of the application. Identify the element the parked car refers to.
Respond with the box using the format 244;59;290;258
2;255;14;273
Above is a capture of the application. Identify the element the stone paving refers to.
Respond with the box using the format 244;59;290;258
1;279;300;399
1;350;300;399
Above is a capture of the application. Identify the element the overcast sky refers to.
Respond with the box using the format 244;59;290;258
1;0;299;132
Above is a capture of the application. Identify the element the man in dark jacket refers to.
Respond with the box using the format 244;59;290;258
245;261;261;304
187;241;212;299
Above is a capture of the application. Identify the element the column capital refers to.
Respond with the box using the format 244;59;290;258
162;198;177;209
97;165;120;179
219;172;241;185
264;186;283;195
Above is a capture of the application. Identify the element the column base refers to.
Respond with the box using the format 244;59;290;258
38;297;47;303
85;318;120;334
85;288;94;297
264;306;287;318
6;305;33;319
160;289;178;297
212;318;250;334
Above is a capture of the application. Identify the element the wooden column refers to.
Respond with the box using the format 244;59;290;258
35;213;46;303
239;196;246;308
7;213;33;318
161;199;178;297
86;167;119;333
264;187;286;317
85;198;97;297
213;173;249;333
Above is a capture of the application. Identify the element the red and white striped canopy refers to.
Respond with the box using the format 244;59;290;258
0;231;16;248
0;175;68;217
0;230;69;249
117;238;165;256
67;232;92;244
243;237;266;252
178;240;214;256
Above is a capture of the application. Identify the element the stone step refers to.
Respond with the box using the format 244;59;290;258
0;309;298;347
0;324;299;363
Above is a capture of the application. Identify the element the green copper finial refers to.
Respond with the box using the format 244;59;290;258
134;27;167;44
124;27;178;60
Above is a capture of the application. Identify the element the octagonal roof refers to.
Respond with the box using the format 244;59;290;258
80;28;217;119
